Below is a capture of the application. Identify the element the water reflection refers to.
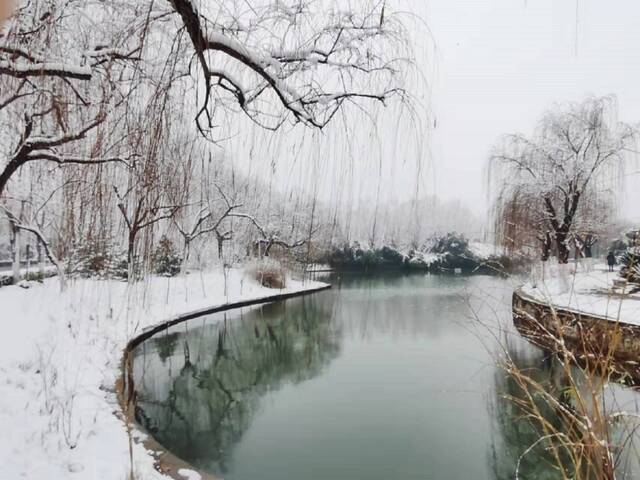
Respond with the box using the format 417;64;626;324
489;343;568;480
489;338;640;480
134;298;341;473
132;273;640;480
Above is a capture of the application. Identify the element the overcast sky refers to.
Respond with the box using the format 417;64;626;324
421;0;640;221
223;1;640;227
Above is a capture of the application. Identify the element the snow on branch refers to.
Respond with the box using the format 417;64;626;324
24;152;135;168
168;0;412;133
0;113;128;198
0;44;140;82
0;59;92;80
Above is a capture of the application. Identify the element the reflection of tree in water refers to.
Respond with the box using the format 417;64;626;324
133;296;340;475
488;341;582;480
154;332;180;363
488;338;640;480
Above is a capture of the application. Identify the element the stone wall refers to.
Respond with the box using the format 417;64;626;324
513;289;640;381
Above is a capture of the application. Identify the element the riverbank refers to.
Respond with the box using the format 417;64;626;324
0;269;328;479
514;264;640;380
521;264;640;326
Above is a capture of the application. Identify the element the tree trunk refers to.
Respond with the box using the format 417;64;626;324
217;237;223;259
10;221;20;284
127;231;137;282
264;240;273;257
540;232;552;262
49;254;67;291
181;239;190;275
584;244;593;258
555;232;570;264
14;224;68;291
584;235;595;258
37;239;45;278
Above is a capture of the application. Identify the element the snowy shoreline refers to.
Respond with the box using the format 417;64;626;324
0;269;329;479
521;264;640;326
121;279;331;480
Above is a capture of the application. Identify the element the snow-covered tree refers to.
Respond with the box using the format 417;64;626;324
167;0;410;134
0;0;413;284
490;96;635;263
0;0;145;197
0;0;411;284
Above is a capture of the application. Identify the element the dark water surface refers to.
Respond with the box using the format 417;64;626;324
132;274;640;480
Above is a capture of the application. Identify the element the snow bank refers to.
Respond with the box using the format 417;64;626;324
406;250;441;268
177;469;201;480
0;264;58;285
468;240;501;260
0;269;327;479
522;264;640;326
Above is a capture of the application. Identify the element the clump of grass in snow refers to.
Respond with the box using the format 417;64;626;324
246;258;286;289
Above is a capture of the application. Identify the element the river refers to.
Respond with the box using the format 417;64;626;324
131;273;640;480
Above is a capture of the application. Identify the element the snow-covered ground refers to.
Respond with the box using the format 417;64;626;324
0;264;57;282
468;240;503;259
522;263;640;326
0;269;327;479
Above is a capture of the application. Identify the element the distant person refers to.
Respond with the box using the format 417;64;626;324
607;251;616;272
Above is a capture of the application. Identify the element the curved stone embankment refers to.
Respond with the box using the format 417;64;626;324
117;283;331;480
513;288;640;380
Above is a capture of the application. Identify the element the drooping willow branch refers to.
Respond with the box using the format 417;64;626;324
168;0;409;134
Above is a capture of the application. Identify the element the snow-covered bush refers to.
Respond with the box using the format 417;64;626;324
427;233;480;271
405;250;440;270
609;229;639;256
153;236;182;277
324;236;518;274
380;245;405;265
326;243;407;270
620;249;640;288
247;258;286;289
73;244;112;277
315;234;524;275
609;237;629;255
112;255;135;280
72;240;130;280
23;271;54;282
0;269;57;287
619;229;640;290
430;232;471;257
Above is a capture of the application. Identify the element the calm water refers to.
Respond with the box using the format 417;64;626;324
132;274;640;480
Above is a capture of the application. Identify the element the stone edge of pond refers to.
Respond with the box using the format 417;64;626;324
513;287;640;376
116;282;332;480
512;286;636;326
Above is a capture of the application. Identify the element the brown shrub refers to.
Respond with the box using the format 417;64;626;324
247;258;286;289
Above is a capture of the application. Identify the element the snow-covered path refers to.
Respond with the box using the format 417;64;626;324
522;264;640;326
0;270;327;479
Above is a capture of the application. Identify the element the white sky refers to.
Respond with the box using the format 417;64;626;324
223;0;640;227
422;0;640;221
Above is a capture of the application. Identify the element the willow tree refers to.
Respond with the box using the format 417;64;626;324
490;96;635;264
0;0;145;197
1;0;412;287
167;0;411;134
0;0;146;285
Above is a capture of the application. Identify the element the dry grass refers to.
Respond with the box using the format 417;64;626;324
504;301;635;480
247;258;286;289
